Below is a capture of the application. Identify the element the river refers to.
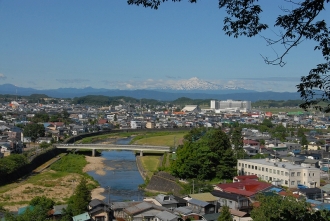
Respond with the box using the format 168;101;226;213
87;137;145;202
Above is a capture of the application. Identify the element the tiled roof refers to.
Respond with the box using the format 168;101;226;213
155;194;178;205
155;211;178;221
187;198;209;207
173;206;193;215
211;190;244;201
223;187;255;197
188;192;218;202
124;202;167;216
72;212;90;221
217;179;273;196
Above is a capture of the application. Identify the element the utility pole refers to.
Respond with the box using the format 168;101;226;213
192;180;195;194
107;186;111;205
328;157;330;180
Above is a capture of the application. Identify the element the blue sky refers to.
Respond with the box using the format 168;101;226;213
0;0;328;92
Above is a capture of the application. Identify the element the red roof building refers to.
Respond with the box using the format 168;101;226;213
217;180;273;197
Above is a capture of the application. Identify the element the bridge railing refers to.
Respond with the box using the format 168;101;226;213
55;144;170;151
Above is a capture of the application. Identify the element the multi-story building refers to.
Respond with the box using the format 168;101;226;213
210;99;251;112
237;159;321;188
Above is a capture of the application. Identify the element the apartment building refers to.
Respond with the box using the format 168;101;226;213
210;99;251;112
237;159;320;188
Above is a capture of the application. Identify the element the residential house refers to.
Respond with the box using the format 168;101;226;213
36;137;52;144
111;202;141;220
296;188;323;200
216;179;273;198
229;209;252;221
48;204;67;220
88;199;110;221
146;121;155;129
186;193;218;207
122;202;168;221
173;207;200;221
211;190;252;213
186;198;216;215
154;194;179;209
72;212;91;221
155;211;179;221
201;213;221;221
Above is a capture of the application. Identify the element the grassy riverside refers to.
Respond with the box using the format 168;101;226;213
0;153;98;210
140;155;162;178
78;130;188;146
131;131;186;147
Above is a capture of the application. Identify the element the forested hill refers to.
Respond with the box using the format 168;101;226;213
0;93;308;108
71;95;163;106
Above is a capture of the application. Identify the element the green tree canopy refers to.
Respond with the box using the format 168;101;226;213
218;205;232;221
251;194;330;221
171;128;236;180
301;134;309;148
29;196;54;209
231;127;244;158
4;196;55;221
261;119;273;128
23;123;45;142
31;112;49;123
0;154;28;177
65;178;91;216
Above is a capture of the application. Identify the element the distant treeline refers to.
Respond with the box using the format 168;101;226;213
0;94;63;104
0;93;315;109
71;95;212;107
252;100;304;108
0;148;63;185
71;96;304;108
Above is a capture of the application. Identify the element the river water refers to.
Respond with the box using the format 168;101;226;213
87;138;145;202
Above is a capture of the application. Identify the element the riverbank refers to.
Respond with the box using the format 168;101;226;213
83;155;115;200
0;154;107;212
83;156;114;176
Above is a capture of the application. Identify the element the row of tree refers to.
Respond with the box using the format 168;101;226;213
0;154;28;177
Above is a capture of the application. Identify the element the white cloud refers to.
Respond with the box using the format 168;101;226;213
0;73;7;79
125;84;134;89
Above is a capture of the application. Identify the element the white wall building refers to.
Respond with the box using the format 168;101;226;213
130;121;144;129
237;159;321;188
210;99;251;112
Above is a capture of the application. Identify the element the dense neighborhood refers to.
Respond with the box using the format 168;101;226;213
1;97;330;220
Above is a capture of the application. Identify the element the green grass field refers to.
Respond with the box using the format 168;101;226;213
140;156;161;178
132;133;186;147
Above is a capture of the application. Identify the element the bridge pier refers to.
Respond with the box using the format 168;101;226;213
140;150;143;156
92;149;96;157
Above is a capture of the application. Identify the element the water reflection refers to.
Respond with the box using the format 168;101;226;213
87;137;145;202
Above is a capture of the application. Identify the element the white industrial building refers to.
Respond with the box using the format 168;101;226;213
237;159;320;188
210;99;251;112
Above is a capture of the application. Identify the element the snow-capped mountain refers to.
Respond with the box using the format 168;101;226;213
158;77;221;90
158;77;241;91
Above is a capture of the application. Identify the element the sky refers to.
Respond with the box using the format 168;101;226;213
0;0;329;92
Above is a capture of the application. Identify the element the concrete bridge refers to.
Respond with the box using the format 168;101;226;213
55;144;171;156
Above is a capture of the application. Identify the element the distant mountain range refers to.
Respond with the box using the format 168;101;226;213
0;83;301;102
155;77;249;92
